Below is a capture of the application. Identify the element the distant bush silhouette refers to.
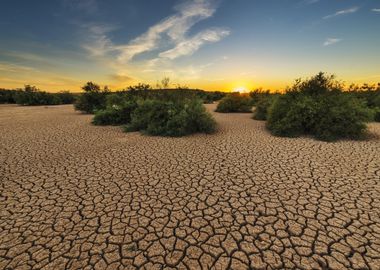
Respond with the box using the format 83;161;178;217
216;94;252;113
267;72;373;141
347;83;380;122
56;91;76;104
201;91;226;104
125;98;216;136
249;89;271;106
0;89;17;103
127;83;152;92
75;82;109;113
1;83;225;106
7;85;75;106
15;85;56;105
119;87;225;104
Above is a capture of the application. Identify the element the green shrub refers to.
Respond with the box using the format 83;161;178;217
311;95;373;141
92;99;138;126
13;85;63;105
74;82;109;113
56;91;75;104
0;89;17;103
105;93;128;108
289;72;342;95
267;94;317;137
92;108;120;126
1;87;75;105
215;94;252;113
249;89;271;106
125;99;216;136
201;91;226;104
266;73;373;141
369;94;380;122
253;95;277;120
374;108;380;122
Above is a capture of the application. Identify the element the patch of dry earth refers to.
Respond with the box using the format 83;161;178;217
1;104;379;269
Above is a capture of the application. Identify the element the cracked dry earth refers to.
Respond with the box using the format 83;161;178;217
1;104;380;270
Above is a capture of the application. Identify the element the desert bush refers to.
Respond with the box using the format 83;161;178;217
0;87;75;105
215;94;252;113
311;94;373;141
92;97;138;126
92;103;136;126
14;85;61;105
249;89;271;105
56;91;75;104
0;89;17;103
267;72;373;141
374;109;380;122
201;91;226;104
105;93;128;107
125;99;216;136
267;94;322;137
253;95;277;120
75;82;109;113
347;84;380;122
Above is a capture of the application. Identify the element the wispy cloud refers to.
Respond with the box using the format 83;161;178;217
323;7;359;19
372;8;380;13
83;0;229;63
0;62;82;90
109;74;133;83
0;62;36;72
159;28;230;60
117;0;228;62
303;0;319;5
296;0;319;8
80;0;229;85
81;23;117;56
323;38;342;46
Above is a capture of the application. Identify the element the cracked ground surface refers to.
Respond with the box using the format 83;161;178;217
1;104;380;270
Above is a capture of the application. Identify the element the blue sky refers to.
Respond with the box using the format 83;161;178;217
0;0;379;91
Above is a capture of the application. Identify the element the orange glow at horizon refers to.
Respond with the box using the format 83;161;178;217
0;74;379;93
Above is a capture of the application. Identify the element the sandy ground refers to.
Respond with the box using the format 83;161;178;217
0;104;380;270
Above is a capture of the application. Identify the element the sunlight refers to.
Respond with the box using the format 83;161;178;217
233;86;248;93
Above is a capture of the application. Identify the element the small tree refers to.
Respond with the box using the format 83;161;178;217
128;83;152;91
82;82;101;92
74;82;109;113
161;77;170;89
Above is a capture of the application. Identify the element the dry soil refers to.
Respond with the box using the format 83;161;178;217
1;104;380;269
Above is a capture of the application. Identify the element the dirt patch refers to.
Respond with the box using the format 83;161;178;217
1;104;379;269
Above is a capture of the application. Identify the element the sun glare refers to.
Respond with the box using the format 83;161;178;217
233;86;248;93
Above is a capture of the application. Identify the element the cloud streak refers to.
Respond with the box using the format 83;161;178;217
81;23;116;56
0;62;36;72
323;7;359;19
372;8;380;13
80;0;230;85
159;28;230;59
303;0;319;5
83;0;229;63
323;38;341;46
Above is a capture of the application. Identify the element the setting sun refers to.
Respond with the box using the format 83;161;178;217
233;86;248;93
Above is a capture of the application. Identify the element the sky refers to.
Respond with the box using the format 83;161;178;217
0;0;379;92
